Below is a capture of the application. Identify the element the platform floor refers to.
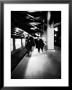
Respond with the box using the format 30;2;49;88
11;47;61;79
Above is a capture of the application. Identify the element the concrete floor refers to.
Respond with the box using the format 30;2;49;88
11;47;61;79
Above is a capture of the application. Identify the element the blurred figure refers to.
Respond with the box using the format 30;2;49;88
29;36;35;51
35;37;44;53
25;34;35;56
25;35;30;56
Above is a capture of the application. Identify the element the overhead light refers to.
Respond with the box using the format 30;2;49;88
54;34;57;37
35;33;40;36
31;26;37;30
29;22;40;26
31;27;34;30
15;27;23;32
23;31;28;36
27;14;40;20
54;27;58;31
27;14;34;18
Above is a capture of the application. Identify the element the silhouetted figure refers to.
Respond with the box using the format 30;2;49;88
35;37;44;53
29;36;35;51
25;35;30;56
25;35;35;56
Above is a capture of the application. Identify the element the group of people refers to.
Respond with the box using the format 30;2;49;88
25;34;44;56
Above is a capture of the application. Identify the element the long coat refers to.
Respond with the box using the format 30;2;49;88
35;39;44;49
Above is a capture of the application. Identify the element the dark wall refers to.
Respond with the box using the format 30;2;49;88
11;47;27;72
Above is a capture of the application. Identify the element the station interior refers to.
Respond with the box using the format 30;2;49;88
11;11;61;79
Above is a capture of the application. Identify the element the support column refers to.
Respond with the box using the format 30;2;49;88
47;11;54;50
47;25;54;49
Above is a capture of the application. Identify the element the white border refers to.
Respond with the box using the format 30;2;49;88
4;4;69;87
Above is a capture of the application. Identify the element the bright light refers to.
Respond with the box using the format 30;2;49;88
42;37;46;42
24;48;54;79
47;11;51;21
54;34;56;37
29;22;40;26
27;14;34;19
15;39;21;49
15;27;23;32
31;27;33;29
23;31;28;37
35;33;40;37
54;27;58;32
31;26;37;30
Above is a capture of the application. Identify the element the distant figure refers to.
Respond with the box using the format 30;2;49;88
29;36;35;51
25;35;30;56
25;35;35;56
35;37;44;53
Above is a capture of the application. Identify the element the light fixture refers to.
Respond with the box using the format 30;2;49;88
15;27;23;32
29;22;40;26
54;34;57;37
54;27;58;32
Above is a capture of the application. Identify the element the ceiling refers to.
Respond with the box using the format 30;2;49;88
11;11;61;38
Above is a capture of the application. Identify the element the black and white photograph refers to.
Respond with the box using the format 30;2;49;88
4;4;69;87
11;11;61;79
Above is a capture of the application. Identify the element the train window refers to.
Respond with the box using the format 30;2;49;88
22;39;25;46
15;39;21;49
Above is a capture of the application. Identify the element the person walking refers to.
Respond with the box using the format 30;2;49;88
35;37;44;53
25;35;35;56
39;38;44;52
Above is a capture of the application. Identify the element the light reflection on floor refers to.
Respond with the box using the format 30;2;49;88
24;48;57;79
12;47;61;79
